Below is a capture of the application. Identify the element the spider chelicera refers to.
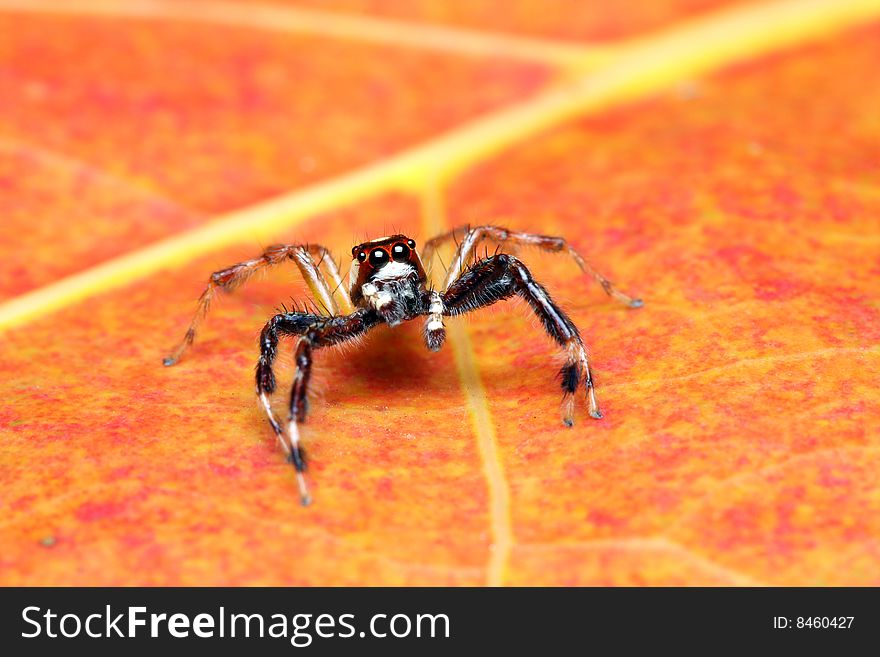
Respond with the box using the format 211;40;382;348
163;225;642;505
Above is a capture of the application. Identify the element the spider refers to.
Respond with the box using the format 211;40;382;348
163;225;642;505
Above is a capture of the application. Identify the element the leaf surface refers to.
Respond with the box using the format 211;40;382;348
1;1;878;586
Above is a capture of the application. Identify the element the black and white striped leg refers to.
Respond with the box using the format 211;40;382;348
255;309;381;505
287;338;313;504
558;341;602;425
442;253;602;426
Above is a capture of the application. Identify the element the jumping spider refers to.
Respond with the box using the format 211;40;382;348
164;225;642;505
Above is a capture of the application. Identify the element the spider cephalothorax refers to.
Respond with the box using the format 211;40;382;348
164;225;642;505
348;235;428;327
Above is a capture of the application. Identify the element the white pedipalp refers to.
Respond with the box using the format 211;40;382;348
361;282;394;310
427;290;445;330
423;290;446;350
429;293;444;315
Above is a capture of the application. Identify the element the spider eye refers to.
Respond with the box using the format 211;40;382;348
407;239;416;249
369;249;389;267
357;251;366;262
392;243;411;262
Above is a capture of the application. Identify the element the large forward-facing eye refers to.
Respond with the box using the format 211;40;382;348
369;249;389;267
392;243;411;262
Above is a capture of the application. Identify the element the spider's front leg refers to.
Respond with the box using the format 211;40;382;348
256;309;381;505
442;254;613;426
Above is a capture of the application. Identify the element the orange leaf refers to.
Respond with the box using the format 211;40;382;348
0;10;547;300
1;1;878;586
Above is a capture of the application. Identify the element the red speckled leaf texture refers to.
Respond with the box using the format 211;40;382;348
0;0;878;586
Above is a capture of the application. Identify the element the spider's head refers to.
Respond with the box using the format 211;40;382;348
348;234;427;307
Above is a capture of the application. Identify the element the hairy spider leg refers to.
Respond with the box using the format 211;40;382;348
163;243;353;366
441;253;602;426
255;308;381;505
422;224;643;308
